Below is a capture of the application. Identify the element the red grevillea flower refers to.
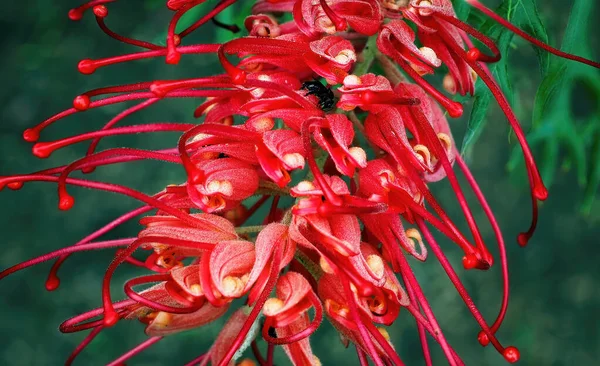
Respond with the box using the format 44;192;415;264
1;0;599;365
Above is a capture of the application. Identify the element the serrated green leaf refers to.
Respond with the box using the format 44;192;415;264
532;0;592;128
518;0;550;75
511;0;600;211
532;62;568;128
460;1;514;156
460;0;561;156
461;84;491;159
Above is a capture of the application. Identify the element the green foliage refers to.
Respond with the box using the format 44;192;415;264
460;0;549;158
451;0;471;20
460;0;515;159
517;0;550;75
507;0;600;214
458;0;600;214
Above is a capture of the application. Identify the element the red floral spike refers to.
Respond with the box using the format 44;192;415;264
2;1;599;365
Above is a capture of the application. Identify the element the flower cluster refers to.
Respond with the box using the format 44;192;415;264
1;0;598;365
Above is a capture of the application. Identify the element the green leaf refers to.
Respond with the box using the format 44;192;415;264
517;0;550;75
510;0;600;211
532;0;592;128
460;1;514;156
451;0;471;20
461;84;491;159
461;0;553;156
531;62;568;128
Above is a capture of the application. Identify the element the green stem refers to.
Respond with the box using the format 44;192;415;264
256;180;291;196
294;250;324;281
281;209;293;225
376;53;407;84
353;35;378;76
235;225;267;235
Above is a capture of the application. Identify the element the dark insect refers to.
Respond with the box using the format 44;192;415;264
301;80;336;111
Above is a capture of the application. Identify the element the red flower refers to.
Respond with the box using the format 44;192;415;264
263;272;322;365
187;158;259;212
295;0;382;36
1;0;598;365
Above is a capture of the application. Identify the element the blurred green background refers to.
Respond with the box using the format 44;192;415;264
0;1;599;365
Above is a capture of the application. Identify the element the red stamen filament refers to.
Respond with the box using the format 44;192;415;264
102;236;214;326
77;81;154;108
149;76;233;97
33;123;193;159
358;313;405;366
389;58;464;118
403;290;464;365
356;346;369;366
266;195;280;223
95;16;162;50
239;195;271;226
301;119;343;206
65;326;104;366
417;218;514;357
68;0;115;21
466;0;600;69
46;205;154;291
396;252;458;366
59;299;136;333
0;175;215;228
217;245;284;366
166;1;205;65
456;155;510;337
77;44;219;75
339;274;384;366
26;89;228;142
34;148;178;177
433;13;501;63
437;29;548;202
267;342;275;366
179;0;238;38
377;118;478;256
106;336;163;366
0;238;134;281
122;252;148;268
56;148;181;210
410;106;492;265
123;274;203;313
517;169;539;247
401;267;433;366
85;99;159;160
251;341;267;366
